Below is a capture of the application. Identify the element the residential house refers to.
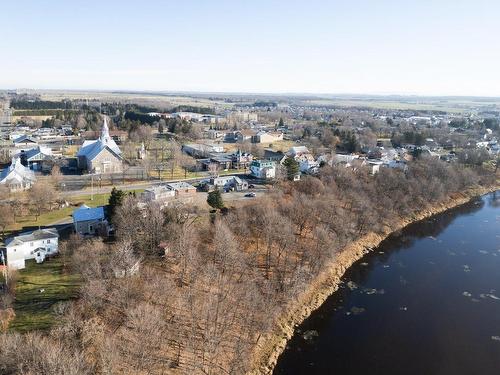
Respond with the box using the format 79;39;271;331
166;182;197;197
196;155;233;171
0;156;36;192
210;176;248;191
73;204;106;235
77;118;123;174
142;185;176;202
231;149;253;169
226;111;258;123
250;160;276;179
253;131;284;144
264;149;286;163
205;129;225;139
3;228;59;270
332;153;359;166
182;143;224;158
288;146;319;174
13;135;38;153
229;129;257;143
19;146;54;171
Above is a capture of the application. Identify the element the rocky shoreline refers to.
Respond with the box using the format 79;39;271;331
248;185;499;375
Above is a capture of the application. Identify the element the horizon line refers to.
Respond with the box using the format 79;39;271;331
3;87;500;100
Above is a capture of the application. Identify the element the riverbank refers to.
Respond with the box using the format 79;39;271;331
249;183;500;375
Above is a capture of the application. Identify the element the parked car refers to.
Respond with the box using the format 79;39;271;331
245;192;256;198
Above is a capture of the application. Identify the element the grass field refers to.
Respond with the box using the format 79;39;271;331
303;97;500;113
4;189;145;234
7;207;75;232
9;257;80;333
11;115;54;122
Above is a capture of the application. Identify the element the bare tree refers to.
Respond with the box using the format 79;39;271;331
29;181;59;220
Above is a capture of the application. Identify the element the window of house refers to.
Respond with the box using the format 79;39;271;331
47;239;51;244
30;242;34;247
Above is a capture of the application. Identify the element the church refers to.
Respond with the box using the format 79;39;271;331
77;118;123;174
0;156;36;192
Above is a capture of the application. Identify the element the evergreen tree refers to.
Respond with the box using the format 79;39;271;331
283;157;300;180
158;121;164;134
207;188;225;210
278;117;284;128
108;187;125;221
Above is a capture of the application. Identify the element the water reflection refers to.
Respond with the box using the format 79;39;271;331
274;192;500;375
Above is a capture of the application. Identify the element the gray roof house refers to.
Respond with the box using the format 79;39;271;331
3;228;59;269
77;118;123;174
0;156;36;192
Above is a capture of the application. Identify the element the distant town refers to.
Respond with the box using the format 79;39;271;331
1;90;499;269
0;89;498;373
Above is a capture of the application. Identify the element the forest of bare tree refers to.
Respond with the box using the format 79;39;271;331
0;158;497;375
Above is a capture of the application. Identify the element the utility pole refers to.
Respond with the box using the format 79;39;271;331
91;173;94;201
1;252;8;285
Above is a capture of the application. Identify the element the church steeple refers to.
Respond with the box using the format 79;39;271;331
100;117;110;143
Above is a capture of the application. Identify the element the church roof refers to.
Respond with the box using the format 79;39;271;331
0;156;36;186
77;118;122;161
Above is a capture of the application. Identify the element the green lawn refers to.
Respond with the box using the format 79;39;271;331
9;257;81;333
70;189;145;207
5;189;145;233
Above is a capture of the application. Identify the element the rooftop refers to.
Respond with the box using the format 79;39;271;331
5;228;59;247
73;204;105;222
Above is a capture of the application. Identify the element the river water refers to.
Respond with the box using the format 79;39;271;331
274;192;500;375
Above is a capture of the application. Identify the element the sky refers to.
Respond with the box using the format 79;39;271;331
1;0;500;96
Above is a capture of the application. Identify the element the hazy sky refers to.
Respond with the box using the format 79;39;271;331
1;0;499;96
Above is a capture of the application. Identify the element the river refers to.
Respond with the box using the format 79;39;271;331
274;191;500;375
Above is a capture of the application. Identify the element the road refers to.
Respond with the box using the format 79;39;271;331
1;99;12;126
59;173;252;198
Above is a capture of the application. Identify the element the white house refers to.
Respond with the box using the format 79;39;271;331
142;185;176;202
77;118;123;174
288;146;319;173
73;204;106;235
4;228;59;269
250;160;276;179
210;176;249;191
0;156;36;192
253;131;284;144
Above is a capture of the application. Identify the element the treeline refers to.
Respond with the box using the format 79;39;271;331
0;160;496;374
13;109;64;116
10;99;72;110
124;111;159;125
170;105;215;115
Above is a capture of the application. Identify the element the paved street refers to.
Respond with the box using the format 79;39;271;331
0;99;12;126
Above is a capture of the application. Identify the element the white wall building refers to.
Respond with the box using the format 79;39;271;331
4;228;59;270
0;156;36;192
142;185;176;202
250;160;276;179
